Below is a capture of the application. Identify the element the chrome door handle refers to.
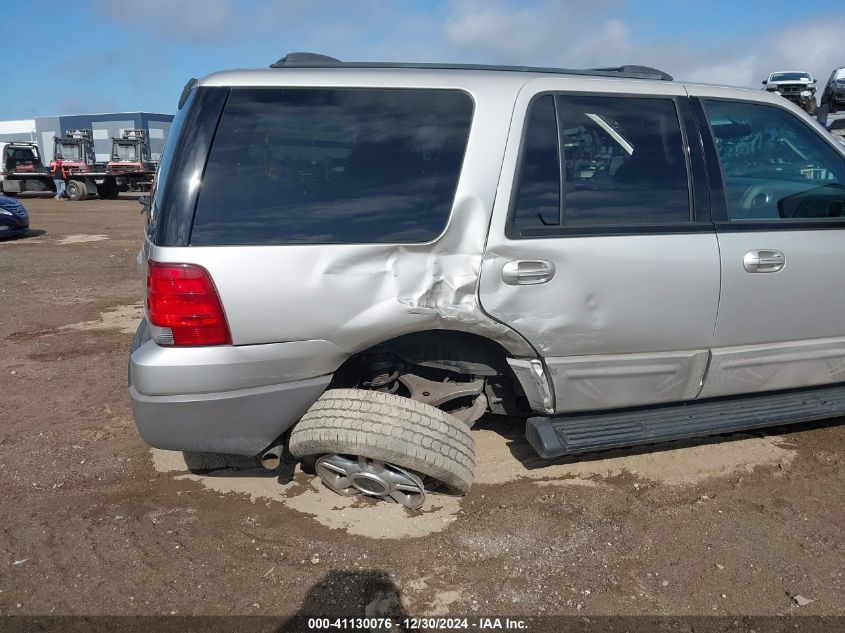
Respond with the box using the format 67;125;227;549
502;260;555;285
743;249;785;273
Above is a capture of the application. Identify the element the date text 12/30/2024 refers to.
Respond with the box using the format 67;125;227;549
307;617;529;630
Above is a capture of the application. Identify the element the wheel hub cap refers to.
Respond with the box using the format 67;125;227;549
315;454;427;509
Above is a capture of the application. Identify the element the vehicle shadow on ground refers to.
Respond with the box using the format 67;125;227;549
484;413;845;471
8;192;55;199
0;228;46;242
173;413;844;482
180;450;297;484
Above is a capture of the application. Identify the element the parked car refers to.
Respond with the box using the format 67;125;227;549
0;194;29;237
821;67;845;113
129;54;845;509
762;70;817;114
828;116;845;146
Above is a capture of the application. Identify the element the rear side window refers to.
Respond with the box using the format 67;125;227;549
510;94;691;235
191;88;473;245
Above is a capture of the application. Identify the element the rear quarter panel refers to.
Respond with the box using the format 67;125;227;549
147;73;536;357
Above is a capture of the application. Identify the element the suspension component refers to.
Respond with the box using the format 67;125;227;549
360;349;400;393
398;373;487;425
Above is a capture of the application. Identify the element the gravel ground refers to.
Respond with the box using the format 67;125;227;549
1;196;843;628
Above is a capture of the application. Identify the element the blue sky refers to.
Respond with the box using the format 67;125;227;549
2;0;843;119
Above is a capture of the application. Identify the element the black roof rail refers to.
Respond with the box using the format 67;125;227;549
269;52;673;81
589;65;673;81
178;78;197;110
272;52;342;67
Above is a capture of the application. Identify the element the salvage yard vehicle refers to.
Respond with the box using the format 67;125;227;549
821;67;845;113
0;142;52;197
53;129;97;173
829;117;845;146
107;129;156;193
763;70;817;114
0;128;158;200
129;53;845;509
45;129;155;201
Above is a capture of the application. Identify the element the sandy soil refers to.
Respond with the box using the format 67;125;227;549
1;196;843;621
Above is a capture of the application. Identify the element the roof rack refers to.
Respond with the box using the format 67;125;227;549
270;52;673;81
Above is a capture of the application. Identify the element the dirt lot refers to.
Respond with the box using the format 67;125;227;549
1;196;844;626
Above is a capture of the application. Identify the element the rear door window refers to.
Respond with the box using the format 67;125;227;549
556;95;690;226
510;94;691;235
190;88;473;245
511;94;561;229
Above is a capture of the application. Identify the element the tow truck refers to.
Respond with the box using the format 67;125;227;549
106;129;156;193
0;142;53;197
52;129;97;199
49;129;156;200
1;129;158;200
50;129;110;200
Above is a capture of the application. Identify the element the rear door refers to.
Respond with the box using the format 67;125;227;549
690;92;845;397
480;80;721;413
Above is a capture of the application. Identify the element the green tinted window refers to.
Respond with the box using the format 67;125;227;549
704;100;845;221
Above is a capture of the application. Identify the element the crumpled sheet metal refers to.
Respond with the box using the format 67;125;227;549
318;192;536;357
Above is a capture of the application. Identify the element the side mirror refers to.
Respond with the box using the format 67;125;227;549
812;79;817;84
762;80;768;85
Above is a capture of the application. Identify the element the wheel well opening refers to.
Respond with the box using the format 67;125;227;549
331;330;532;419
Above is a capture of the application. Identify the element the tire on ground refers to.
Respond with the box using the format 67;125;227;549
66;180;86;201
288;388;476;494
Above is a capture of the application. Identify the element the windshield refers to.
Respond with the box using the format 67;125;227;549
7;147;38;160
770;72;810;82
55;143;82;161
113;144;139;161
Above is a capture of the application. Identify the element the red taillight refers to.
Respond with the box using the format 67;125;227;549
146;261;231;346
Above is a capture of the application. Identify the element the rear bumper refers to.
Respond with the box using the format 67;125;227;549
128;319;342;455
129;377;330;455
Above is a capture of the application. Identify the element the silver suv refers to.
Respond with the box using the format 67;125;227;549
129;54;845;509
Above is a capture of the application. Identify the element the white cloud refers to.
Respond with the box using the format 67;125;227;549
444;0;632;66
93;0;844;91
446;5;544;57
441;2;844;89
770;17;845;83
684;56;759;88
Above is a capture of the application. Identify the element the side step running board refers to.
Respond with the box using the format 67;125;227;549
525;383;845;459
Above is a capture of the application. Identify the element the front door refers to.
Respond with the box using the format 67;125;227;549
480;81;721;413
690;93;845;398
